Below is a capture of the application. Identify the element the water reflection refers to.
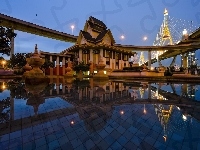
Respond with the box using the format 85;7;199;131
0;78;200;149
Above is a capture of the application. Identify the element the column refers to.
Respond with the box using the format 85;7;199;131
121;53;124;69
62;84;66;94
50;55;53;76
56;77;60;94
182;54;188;68
90;49;93;62
148;83;151;99
10;29;14;59
68;58;70;65
110;51;113;69
62;57;65;75
56;56;60;76
100;49;103;58
148;50;151;69
79;49;82;63
10;96;14;120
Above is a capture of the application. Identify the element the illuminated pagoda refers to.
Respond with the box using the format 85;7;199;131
61;16;136;73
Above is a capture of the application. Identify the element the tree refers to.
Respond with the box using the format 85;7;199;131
0;26;17;56
8;53;32;69
72;61;90;72
41;58;54;70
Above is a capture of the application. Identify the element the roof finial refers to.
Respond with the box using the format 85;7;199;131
34;44;38;54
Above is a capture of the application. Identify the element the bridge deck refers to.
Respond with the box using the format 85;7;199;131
0;13;78;43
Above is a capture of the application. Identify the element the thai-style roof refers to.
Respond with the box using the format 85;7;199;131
80;31;96;43
89;16;107;29
87;21;104;33
76;16;116;45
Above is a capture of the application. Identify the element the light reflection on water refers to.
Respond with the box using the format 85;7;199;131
0;79;200;149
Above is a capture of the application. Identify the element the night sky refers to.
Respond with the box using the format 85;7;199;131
1;0;200;66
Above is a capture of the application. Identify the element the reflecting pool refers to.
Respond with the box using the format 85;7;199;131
0;78;200;150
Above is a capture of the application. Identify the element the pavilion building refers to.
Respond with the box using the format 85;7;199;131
60;16;136;73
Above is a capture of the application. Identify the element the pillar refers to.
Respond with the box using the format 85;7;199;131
62;57;65;75
56;56;60;76
50;55;53;76
10;96;14;120
148;83;151;99
79;49;82;63
100;49;103;58
182;54;188;68
148;50;151;69
121;53;124;69
10;29;14;59
56;77;60;94
90;49;93;62
62;84;66;94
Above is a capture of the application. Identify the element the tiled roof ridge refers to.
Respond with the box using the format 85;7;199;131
89;16;107;29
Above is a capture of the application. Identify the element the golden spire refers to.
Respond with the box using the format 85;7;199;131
162;8;173;44
164;8;168;16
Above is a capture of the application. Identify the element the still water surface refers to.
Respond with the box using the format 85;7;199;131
0;79;200;150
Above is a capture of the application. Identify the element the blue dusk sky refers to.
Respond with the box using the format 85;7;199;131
0;0;200;66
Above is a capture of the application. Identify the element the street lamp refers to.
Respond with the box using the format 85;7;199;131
182;29;188;40
120;35;125;40
143;36;147;41
71;25;75;34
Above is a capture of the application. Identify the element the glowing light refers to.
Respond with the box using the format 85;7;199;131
143;36;148;41
182;115;187;121
71;25;75;34
143;104;147;114
70;121;75;125
2;82;6;89
120;35;125;40
182;29;187;35
2;60;6;68
120;110;124;115
163;135;167;142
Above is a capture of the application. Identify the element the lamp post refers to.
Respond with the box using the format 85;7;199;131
71;25;75;34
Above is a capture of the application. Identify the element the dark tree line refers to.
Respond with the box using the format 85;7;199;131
0;26;17;56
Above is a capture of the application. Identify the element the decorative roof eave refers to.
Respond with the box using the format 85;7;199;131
107;29;116;44
62;44;136;55
80;31;96;44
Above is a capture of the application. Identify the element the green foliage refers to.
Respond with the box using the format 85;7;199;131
0;26;17;56
72;61;90;72
41;58;54;69
8;53;32;69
